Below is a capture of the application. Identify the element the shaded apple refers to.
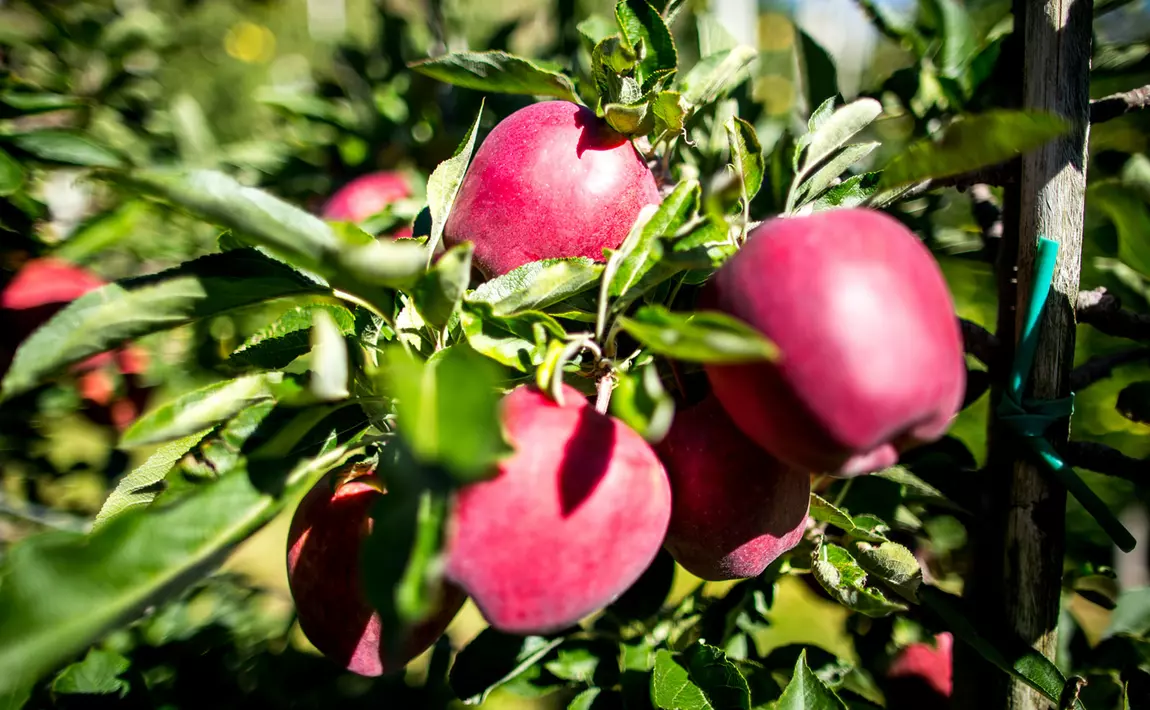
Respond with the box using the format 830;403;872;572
656;394;810;581
702;208;965;476
322;171;413;237
885;632;953;706
287;467;466;676
444;384;671;634
443;100;661;277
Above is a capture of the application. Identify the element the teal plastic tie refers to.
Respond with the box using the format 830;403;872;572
995;237;1136;553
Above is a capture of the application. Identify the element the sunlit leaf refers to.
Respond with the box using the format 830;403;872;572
426;104;484;257
619;305;778;363
410;52;579;102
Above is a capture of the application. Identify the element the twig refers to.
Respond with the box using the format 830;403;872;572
960;318;1000;367
1059;676;1088;710
1069;348;1150;390
1090;84;1150;124
900;162;1018;200
1077;288;1150;341
1062;441;1148;482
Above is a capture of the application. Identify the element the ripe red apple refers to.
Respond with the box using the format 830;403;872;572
443;100;661;277
701;208;965;476
444;384;671;634
656;395;810;581
322;171;414;237
287;468;465;676
886;632;953;705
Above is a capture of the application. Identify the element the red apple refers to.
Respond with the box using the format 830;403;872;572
287;468;466;676
322;171;414;237
443;100;661;277
886;632;953;703
656;395;810;581
702;208;965;476
444;384;671;634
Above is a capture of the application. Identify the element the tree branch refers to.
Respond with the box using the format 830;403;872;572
1077;287;1150;341
1062;441;1148;482
1090;84;1150;124
960;318;1000;366
901;163;1018;200
1069;347;1150;389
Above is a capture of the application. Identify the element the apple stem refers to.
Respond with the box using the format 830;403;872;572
595;370;615;414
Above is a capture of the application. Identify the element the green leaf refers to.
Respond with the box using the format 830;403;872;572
426;103;484;257
0;91;85;113
605;99;655;136
616;0;678;88
0;146;24;196
409;52;579;102
793;99;881;202
4;130;124;168
309;309;350;401
170;93;218;168
808;494;889;542
53;201;151;263
1116;381;1150;423
809;172;882;212
651;643;751;710
229;303;356;371
852;541;922;602
1;250;323;401
570;687;626;709
931;0;979;79
450;629;566;704
545;639;620;684
920;587;1084;709
578;15;619;46
680;46;758;106
726;117;764;211
384;344;510;481
121;373;282;448
607;180;700;300
880;110;1069;189
1089;181;1150;277
93;429;212;529
611;364;675;443
793;143;879;209
51;648;131;697
776;650;847;710
653;91;689;137
799;31;839;112
413;243;474;329
812;542;907;617
467;258;604;316
0;443;354;704
619;305;778;363
107;169;426;293
461;302;566;372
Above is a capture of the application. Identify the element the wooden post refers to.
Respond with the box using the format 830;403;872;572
958;1;1094;708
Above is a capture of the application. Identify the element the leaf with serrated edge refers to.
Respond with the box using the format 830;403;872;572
619;305;777;363
461;302;566;372
409;52;578;102
794;142;879;208
808;494;888;542
809;172;882;212
7;130;124;168
726;117;764;208
798;99;881;179
853;541;922;601
51;649;131;697
230;303;355;371
650;643;750;710
467;258;604;317
121;374;282;448
615;0;678;88
94;429;212;529
426;102;485;258
813;543;906;617
777;650;847;710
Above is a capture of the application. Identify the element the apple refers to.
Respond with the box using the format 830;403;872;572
886;632;953;705
701;208;966;476
444;384;671;634
287;468;466;676
656;394;810;581
443;100;661;277
322;171;414;237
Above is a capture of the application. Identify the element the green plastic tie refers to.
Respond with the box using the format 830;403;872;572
995;237;1136;553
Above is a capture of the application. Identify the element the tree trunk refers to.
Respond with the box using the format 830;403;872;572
957;1;1094;709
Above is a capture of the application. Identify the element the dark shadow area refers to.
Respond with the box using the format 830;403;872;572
572;104;627;157
557;405;615;516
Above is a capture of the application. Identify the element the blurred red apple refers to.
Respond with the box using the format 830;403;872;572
886;632;953;705
287;467;466;676
322;171;414;237
445;384;671;634
443;100;661;277
702;208;965;476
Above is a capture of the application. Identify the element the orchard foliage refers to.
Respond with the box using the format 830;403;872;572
1;1;1150;709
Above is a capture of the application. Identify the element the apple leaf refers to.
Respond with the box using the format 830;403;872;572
1089;181;1150;278
933;0;979;79
789;99;881;212
0;91;85;113
809;172;882;212
450;629;566;704
606;179;700;301
3;130;124;167
880;110;1069;189
799;31;839;112
309;309;350;402
651;643;751;710
852;541;922;602
615;0;678;89
619;305;778;363
793;142;880;210
412;242;473;329
727;117;764;211
808;494;890;543
121;373;283;448
680;46;758;106
611;363;675;443
812;542;907;617
425;102;484;259
461;302;566;372
1117;381;1150;423
93;429;212;529
383;344;510;482
467;258;604;316
51;649;131;698
229;303;356;372
776;650;848;710
653;90;689;137
409;52;579;102
569;687;625;710
0;250;324;401
0;145;24;195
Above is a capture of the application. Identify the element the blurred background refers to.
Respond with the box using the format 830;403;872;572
2;0;1150;707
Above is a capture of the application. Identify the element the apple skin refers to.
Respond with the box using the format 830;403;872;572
443;100;661;277
886;632;953;705
656;395;810;581
322;171;413;237
287;469;466;676
444;384;671;635
701;208;966;476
